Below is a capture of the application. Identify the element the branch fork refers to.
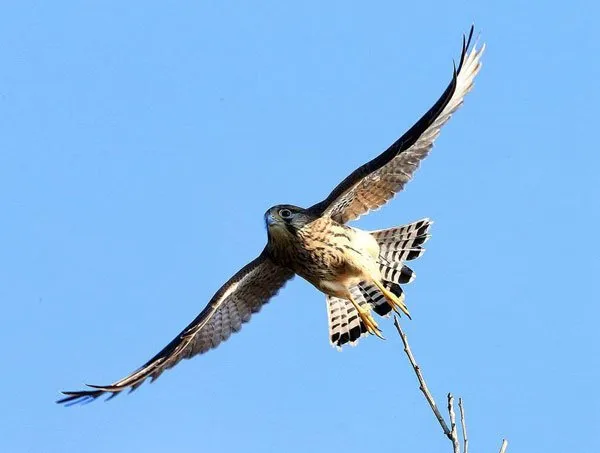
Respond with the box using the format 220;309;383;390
393;316;507;453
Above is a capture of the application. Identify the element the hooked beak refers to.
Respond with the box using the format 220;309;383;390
265;212;277;227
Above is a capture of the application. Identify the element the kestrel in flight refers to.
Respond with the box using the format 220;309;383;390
59;27;484;405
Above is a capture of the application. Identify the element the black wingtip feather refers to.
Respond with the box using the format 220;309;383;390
56;382;128;406
105;392;120;401
459;25;475;71
57;388;106;406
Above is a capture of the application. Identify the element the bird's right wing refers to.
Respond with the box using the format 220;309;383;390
58;250;294;405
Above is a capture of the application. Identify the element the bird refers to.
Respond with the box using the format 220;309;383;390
58;26;484;405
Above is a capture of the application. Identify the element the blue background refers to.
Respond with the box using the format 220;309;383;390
1;2;598;452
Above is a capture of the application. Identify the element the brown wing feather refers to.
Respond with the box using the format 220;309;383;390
309;26;484;224
58;250;294;405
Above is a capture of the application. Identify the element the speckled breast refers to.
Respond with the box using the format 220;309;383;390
286;218;365;286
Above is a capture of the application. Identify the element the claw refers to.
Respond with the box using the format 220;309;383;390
393;297;412;320
358;306;385;339
372;280;412;320
346;293;385;340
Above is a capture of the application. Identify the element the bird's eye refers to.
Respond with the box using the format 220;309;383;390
279;209;292;219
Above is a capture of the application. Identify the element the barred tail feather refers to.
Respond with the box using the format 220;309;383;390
327;218;432;349
380;262;415;285
371;218;431;314
326;295;368;349
370;218;432;242
372;218;432;264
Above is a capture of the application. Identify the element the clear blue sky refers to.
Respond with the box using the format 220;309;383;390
1;2;598;452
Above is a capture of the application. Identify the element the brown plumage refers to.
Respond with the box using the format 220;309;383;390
58;27;483;405
265;209;378;296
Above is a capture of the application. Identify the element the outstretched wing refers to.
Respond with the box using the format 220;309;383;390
58;250;294;405
309;26;484;224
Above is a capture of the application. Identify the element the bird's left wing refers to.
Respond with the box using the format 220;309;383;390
58;250;294;405
309;26;484;224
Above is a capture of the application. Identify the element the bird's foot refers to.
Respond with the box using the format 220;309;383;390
357;305;384;339
373;280;412;320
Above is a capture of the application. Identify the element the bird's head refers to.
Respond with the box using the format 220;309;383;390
264;204;314;239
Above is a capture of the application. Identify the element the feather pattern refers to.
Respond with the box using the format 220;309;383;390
326;294;368;348
327;218;433;348
309;27;484;224
375;218;432;265
58;251;294;405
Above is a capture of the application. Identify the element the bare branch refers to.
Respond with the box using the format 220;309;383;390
393;316;507;453
393;316;452;439
448;394;460;453
458;398;469;453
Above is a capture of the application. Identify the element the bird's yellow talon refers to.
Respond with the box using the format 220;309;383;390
360;307;385;339
346;293;385;340
372;280;412;319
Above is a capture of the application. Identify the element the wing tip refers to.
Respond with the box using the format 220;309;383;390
457;24;480;71
56;388;104;406
56;384;124;406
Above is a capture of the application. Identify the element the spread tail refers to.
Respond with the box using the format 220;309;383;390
326;218;433;348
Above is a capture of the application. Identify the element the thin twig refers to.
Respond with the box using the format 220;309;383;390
393;315;507;453
393;316;452;439
458;398;469;453
448;394;460;453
